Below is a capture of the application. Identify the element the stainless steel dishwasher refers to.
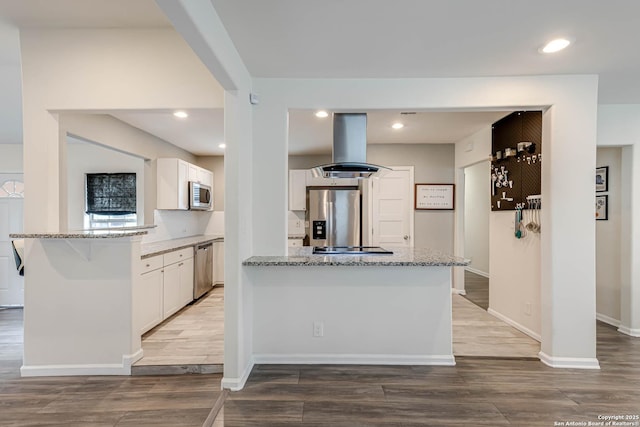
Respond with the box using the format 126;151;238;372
194;242;213;299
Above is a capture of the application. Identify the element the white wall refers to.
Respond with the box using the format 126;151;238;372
60;113;197;229
0;23;22;146
66;139;145;230
157;0;255;390
463;160;490;275
595;147;622;324
251;75;599;370
0;145;23;173
20;27;223;233
597;104;640;336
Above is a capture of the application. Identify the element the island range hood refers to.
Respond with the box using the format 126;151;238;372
310;113;390;179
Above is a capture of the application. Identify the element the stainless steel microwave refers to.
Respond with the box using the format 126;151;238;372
189;181;212;210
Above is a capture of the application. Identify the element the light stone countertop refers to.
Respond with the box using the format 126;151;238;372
243;246;469;267
10;230;149;239
141;234;224;259
288;235;306;239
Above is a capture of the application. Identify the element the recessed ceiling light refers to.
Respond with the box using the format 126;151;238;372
315;110;329;118
173;111;188;118
540;38;571;54
392;122;404;130
218;143;226;149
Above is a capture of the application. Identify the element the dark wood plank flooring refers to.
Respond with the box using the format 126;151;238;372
463;270;489;310
217;322;640;426
0;307;221;427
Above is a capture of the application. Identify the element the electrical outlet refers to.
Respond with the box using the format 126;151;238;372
313;321;324;337
524;303;532;316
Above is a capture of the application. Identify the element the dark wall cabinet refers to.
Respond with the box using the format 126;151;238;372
491;111;542;211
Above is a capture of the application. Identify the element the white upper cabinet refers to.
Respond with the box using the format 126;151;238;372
157;158;214;210
289;169;307;211
157;158;190;210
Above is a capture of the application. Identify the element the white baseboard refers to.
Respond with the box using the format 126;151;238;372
538;351;600;370
451;288;466;296
252;353;456;366
20;349;144;377
464;266;489;278
221;358;254;391
21;363;131;377
617;325;640;337
596;313;620;328
487;308;541;342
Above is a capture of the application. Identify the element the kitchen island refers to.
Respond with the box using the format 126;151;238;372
11;230;224;377
11;229;149;376
243;247;467;366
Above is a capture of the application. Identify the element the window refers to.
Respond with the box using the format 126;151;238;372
85;173;136;215
88;213;138;229
0;180;24;198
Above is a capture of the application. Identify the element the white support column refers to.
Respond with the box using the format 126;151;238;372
619;145;640;336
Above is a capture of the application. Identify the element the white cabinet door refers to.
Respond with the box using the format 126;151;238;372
138;269;163;334
162;262;181;319
157;158;189;210
214;241;224;285
188;164;200;182
289;170;307;211
200;169;213;189
288;239;303;247
179;257;194;306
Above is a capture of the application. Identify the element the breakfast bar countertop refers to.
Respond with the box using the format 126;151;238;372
243;246;469;267
141;234;224;258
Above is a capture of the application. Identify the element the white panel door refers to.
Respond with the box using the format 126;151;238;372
0;197;24;306
371;167;414;247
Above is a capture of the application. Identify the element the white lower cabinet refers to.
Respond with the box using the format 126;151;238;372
179;257;194;306
162;262;182;319
137;247;195;335
138;267;163;335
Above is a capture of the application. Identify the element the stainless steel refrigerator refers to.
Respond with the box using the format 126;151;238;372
307;187;361;247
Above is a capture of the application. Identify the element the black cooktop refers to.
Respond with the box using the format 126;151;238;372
312;246;394;255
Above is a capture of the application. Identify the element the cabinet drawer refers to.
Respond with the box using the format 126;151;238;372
164;247;194;265
141;255;163;274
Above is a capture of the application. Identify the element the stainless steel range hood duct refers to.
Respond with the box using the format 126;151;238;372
310;113;390;179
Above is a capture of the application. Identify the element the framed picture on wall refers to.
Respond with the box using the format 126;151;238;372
596;195;608;220
596;166;608;192
415;184;455;210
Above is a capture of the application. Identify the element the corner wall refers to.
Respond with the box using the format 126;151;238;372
252;75;599;369
595;147;622;325
597;105;640;337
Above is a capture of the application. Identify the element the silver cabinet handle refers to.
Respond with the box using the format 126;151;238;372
404;235;409;240
179;263;184;267
146;264;150;267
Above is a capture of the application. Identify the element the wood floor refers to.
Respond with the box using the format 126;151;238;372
0;307;222;426
213;322;640;426
452;294;540;358
462;270;490;310
133;285;224;374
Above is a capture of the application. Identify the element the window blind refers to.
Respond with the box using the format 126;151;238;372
85;173;136;215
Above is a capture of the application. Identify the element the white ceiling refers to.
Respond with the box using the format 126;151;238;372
211;0;640;104
3;0;639;155
111;109;226;156
289;110;510;155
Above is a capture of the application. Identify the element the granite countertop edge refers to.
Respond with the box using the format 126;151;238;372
242;247;469;267
10;231;148;239
141;235;224;259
